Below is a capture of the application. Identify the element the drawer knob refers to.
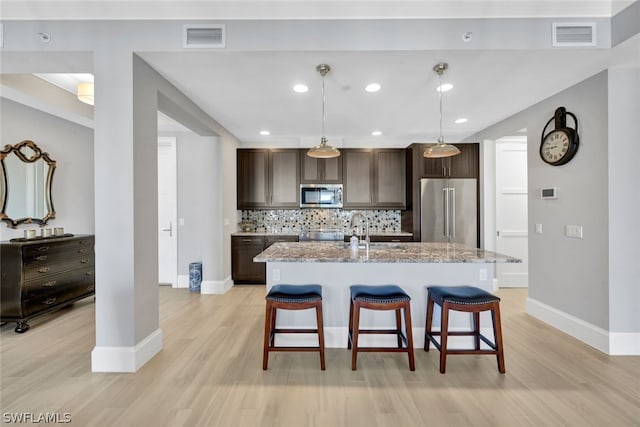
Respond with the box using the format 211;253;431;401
43;297;57;305
85;271;94;276
38;266;50;273
35;255;48;261
37;246;49;252
42;280;57;288
77;248;87;254
80;258;90;264
86;285;95;291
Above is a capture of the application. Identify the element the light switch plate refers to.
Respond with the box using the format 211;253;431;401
535;224;543;234
565;225;583;239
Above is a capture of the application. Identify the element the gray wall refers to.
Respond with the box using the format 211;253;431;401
0;98;94;241
469;68;640;338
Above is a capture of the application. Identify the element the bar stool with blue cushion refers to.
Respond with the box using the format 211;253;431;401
263;284;325;370
348;285;415;371
425;285;505;374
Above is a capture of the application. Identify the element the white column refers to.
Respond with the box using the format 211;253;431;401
91;48;162;372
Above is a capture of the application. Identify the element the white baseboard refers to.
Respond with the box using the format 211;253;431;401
526;297;610;354
91;328;163;372
177;275;189;289
609;332;640;355
200;275;233;295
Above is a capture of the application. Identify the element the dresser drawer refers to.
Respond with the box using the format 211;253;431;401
22;237;94;258
23;247;94;269
24;256;95;281
23;285;95;316
24;267;95;299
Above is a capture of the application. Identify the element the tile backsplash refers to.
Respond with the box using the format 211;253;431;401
240;209;401;233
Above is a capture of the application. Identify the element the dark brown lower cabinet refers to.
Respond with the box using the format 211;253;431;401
231;235;298;284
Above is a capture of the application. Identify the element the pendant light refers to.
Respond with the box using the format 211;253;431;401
307;64;341;158
424;62;461;158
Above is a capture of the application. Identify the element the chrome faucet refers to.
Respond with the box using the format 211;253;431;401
350;212;369;249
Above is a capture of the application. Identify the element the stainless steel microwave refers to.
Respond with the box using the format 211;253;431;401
300;184;343;208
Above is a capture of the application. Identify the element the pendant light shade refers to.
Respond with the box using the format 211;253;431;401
307;64;340;159
424;63;460;159
76;81;94;105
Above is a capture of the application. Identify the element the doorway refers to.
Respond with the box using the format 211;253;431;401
495;136;528;287
158;136;177;286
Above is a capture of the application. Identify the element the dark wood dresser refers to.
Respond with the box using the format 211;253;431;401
1;234;95;333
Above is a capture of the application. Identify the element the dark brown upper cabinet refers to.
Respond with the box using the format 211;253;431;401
237;149;300;209
343;148;406;209
300;153;343;183
419;143;479;178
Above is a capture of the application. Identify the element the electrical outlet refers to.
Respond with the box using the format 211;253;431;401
272;269;280;281
535;223;543;234
565;225;583;239
479;268;487;281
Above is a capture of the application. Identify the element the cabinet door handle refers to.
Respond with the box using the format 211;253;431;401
77;248;87;254
242;239;254;242
37;246;49;252
35;255;48;261
80;258;90;264
38;266;50;273
42;280;57;288
85;271;94;276
43;297;57;305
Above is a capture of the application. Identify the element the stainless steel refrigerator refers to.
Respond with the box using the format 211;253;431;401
420;178;478;247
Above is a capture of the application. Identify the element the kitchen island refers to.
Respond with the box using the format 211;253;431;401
254;242;520;348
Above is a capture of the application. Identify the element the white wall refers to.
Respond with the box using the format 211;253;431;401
0;98;94;241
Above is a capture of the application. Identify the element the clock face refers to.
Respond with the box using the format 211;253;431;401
541;130;570;164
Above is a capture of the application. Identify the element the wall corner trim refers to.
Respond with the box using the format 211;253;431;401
200;276;233;295
91;328;163;373
609;332;640;355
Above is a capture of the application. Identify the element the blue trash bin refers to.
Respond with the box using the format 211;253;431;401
189;262;202;292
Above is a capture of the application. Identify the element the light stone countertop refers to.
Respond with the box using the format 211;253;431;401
254;241;521;264
231;231;413;237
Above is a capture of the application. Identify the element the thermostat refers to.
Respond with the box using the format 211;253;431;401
541;188;558;199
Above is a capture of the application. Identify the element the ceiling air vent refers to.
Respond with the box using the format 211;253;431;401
183;24;225;49
552;23;596;47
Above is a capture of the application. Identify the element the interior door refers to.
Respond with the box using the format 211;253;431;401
496;139;528;287
158;137;177;286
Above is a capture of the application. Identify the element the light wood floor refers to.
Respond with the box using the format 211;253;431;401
1;286;639;426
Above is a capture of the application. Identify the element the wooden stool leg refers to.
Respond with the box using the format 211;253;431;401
403;302;415;371
347;299;354;349
492;303;506;374
473;311;481;350
315;302;326;371
439;302;450;374
351;302;361;370
424;296;434;351
262;301;273;370
395;308;403;348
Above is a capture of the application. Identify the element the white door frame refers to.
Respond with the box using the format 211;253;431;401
158;136;178;287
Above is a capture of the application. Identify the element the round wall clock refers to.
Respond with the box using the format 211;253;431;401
539;106;579;166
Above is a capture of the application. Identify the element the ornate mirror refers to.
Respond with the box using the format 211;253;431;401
0;140;56;228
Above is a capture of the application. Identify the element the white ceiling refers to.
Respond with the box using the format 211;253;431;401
3;1;639;145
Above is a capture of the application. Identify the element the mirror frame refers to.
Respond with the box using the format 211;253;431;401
0;140;57;228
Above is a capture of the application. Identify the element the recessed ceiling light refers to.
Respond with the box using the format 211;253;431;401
454;118;468;124
260;130;270;136
293;84;309;93
371;130;382;136
365;83;381;93
436;83;453;92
